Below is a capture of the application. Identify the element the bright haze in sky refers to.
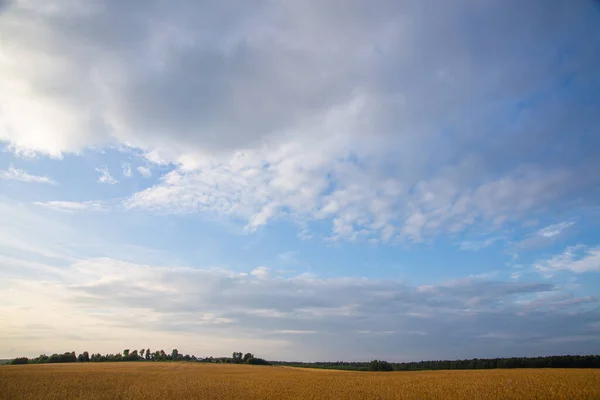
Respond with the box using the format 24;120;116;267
1;0;599;361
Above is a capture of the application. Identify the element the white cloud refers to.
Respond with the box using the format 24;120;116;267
534;245;600;275
251;266;271;279
271;330;318;335
0;164;57;184
126;150;577;242
516;221;575;249
137;166;152;177
538;222;575;238
34;200;108;213
95;167;118;185
122;162;132;177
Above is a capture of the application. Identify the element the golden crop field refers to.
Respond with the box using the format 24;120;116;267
1;363;599;400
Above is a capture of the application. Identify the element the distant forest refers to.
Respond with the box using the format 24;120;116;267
273;355;600;371
6;350;600;371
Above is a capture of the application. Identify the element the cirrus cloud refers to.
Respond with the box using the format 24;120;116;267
34;200;108;213
0;164;57;185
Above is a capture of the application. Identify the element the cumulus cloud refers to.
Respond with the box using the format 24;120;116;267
0;164;57;184
2;256;599;361
251;266;271;279
95;167;118;185
33;200;108;213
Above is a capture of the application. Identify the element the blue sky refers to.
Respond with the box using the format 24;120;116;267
0;0;599;361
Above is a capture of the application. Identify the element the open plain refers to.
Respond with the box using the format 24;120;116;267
1;363;599;400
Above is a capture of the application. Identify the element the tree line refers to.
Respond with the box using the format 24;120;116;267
8;351;600;371
272;355;600;371
8;349;270;366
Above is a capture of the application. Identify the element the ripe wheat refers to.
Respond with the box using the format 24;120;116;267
1;362;599;399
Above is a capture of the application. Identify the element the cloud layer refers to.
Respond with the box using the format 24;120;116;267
1;0;598;157
3;0;598;240
3;256;599;361
1;1;599;362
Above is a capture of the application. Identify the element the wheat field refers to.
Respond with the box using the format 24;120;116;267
1;362;599;399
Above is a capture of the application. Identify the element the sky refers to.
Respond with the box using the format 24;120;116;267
0;0;599;362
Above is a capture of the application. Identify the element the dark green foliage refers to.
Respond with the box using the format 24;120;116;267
232;352;243;363
272;355;600;371
45;352;76;363
12;350;600;370
246;357;271;365
35;354;49;364
390;355;600;370
368;360;394;371
123;350;139;361
158;350;167;361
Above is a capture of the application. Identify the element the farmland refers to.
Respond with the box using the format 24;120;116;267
1;363;599;400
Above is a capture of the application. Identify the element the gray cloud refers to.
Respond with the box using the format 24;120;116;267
0;0;11;12
3;256;593;361
1;0;598;158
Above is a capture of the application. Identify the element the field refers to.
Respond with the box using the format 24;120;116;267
1;363;599;400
